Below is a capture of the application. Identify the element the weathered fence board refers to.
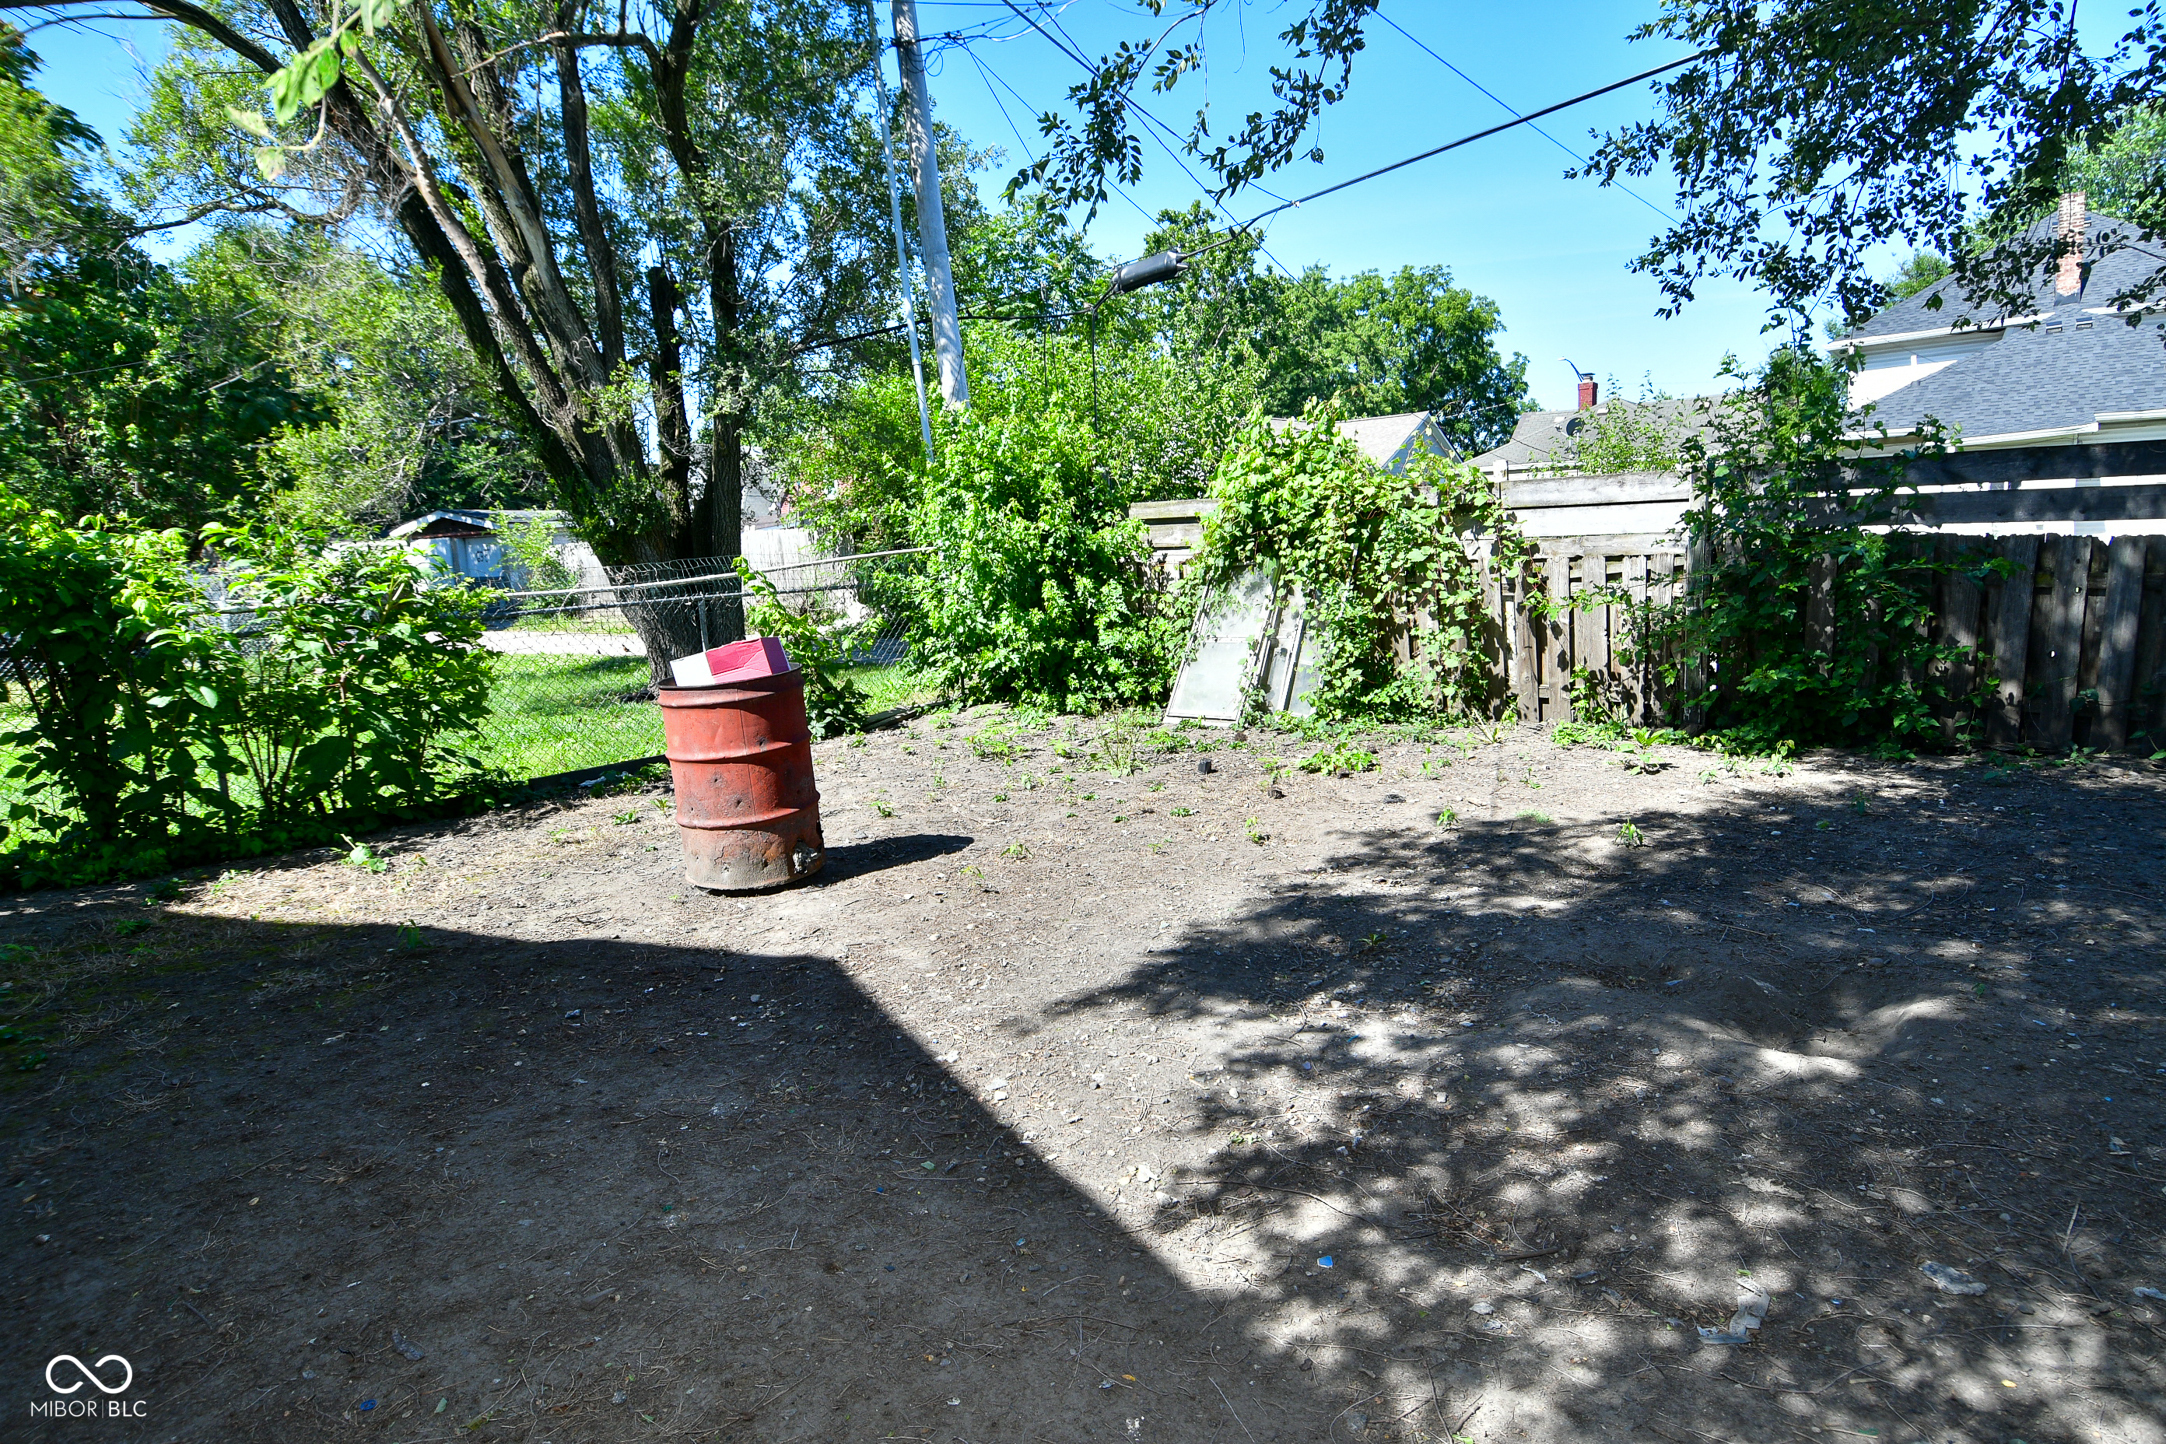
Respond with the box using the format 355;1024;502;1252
1985;537;2040;748
1133;499;2164;751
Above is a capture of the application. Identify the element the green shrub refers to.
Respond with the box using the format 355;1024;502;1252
733;560;869;738
0;497;494;886
201;529;492;820
904;393;1177;712
1669;349;1982;751
0;497;216;857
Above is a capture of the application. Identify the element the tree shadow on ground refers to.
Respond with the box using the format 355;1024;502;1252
1042;795;2166;1444
3;907;1352;1443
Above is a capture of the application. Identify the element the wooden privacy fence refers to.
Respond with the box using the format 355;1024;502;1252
1499;533;2166;752
1133;501;2166;752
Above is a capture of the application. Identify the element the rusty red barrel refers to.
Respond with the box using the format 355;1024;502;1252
657;670;825;891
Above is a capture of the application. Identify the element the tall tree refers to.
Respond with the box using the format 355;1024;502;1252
58;0;919;663
0;30;316;529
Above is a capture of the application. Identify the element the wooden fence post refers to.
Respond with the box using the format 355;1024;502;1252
2028;535;2088;753
1547;553;1573;721
2094;536;2147;750
1985;535;2039;748
1937;536;1984;745
2136;539;2166;751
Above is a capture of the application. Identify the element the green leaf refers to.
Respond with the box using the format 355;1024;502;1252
267;68;300;123
253;147;288;181
226;106;274;139
360;0;401;34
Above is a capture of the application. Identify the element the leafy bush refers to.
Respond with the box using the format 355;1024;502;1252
497;512;578;594
1668;349;1982;751
0;499;216;858
903;392;1177;712
1191;403;1532;724
0;498;494;887
733;560;869;739
202;532;492;821
778;321;1260;553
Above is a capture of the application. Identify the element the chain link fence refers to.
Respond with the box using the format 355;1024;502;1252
467;548;932;781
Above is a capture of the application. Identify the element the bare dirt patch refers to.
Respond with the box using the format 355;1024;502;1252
4;714;2164;1444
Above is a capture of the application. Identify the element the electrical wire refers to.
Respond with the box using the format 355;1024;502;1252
966;46;1164;231
1373;9;1675;224
1233;49;1708;230
991;0;1293;275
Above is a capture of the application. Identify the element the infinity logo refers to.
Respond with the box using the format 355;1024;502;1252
46;1354;133;1395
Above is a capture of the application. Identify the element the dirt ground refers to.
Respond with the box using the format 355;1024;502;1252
5;712;2165;1444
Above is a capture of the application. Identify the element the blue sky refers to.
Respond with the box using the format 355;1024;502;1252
27;1;1802;410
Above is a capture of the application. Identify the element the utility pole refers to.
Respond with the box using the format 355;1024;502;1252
863;0;933;456
890;0;968;406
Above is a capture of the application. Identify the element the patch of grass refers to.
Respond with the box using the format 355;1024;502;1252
471;654;661;780
1516;810;1554;826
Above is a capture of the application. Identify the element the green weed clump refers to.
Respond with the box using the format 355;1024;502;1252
1300;738;1378;776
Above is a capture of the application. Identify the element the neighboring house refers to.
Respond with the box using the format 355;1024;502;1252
385;510;607;591
1469;381;1711;542
1833;194;2166;535
1468;199;2166;540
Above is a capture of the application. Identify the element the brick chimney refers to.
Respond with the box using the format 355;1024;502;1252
1577;374;1599;410
2056;190;2087;297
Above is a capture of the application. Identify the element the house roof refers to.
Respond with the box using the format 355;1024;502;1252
1469;397;1716;475
1843;215;2156;340
1863;311;2166;440
1271;410;1454;471
385;509;564;540
1841;213;2166;439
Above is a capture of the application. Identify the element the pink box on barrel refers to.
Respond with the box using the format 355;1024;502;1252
669;635;792;687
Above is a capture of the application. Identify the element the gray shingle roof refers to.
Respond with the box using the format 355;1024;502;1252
1846;216;2156;339
1865;310;2166;438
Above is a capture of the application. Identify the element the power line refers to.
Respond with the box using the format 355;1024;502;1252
965;47;1165;232
1235;48;1709;230
1373;10;1674;224
991;0;1294;275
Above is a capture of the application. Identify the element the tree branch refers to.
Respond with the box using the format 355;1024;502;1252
0;0;284;72
554;0;624;370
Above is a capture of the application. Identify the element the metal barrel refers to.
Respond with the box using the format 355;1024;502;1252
657;670;825;891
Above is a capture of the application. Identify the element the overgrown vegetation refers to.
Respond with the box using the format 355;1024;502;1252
1661;348;1981;752
1556;378;1694;473
1191;404;1533;725
0;498;492;888
775;211;1532;553
900;390;1177;714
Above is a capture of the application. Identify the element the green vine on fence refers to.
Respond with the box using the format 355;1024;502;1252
1190;402;1534;725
